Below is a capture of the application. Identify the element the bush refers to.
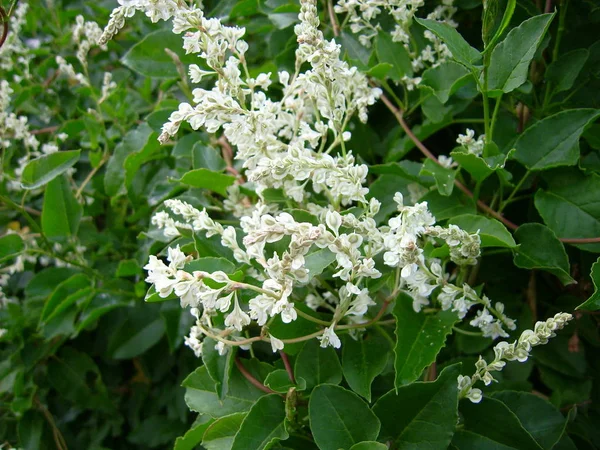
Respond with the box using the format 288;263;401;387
1;0;599;449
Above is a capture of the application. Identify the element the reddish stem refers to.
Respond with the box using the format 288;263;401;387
279;351;296;384
235;357;277;395
0;8;8;51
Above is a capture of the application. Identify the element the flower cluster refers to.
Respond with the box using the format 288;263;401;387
334;0;456;89
456;128;485;156
458;313;573;403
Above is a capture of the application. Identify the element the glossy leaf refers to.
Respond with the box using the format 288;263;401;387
416;19;481;68
202;337;236;400
42;175;83;239
342;328;391;401
21;150;80;189
376;31;412;81
453;397;543;450
309;384;380;450
122;30;200;78
546;49;589;94
179;168;236;196
420;159;456;196
0;234;24;263
513;223;574;285
393;293;457;386
373;364;461;449
488;14;555;94
202;413;247;450
264;369;306;393
576;258;600;310
294;339;342;392
230;394;289;450
449;214;517;248
514;109;600;170
534;169;600;252
420;61;471;103
451;149;512;183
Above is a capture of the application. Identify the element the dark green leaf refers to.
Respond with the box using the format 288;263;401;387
373;364;461;449
488;13;555;94
513;223;574;285
415;19;481;68
309;384;381;450
40;273;89;323
231;394;289;450
449;214;516;248
349;443;388;450
546;49;589;94
294;339;342;392
577;258;600;310
174;416;214;450
514;109;600;170
453;397;543;450
420;61;471;103
420;159;456;196
393;293;457;386
122;30;200;78
420;190;476;220
304;248;336;280
452;148;512;183
0;233;24;263
264;369;306;393
193;141;227;171
179;168;236;196
534;169;600;252
342;329;391;401
202;413;247;450
42;175;83;239
376;31;412;81
203;337;236;400
21;150;80;190
490;391;566;450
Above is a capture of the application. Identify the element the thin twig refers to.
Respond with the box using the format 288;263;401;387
31;125;59;135
217;135;245;182
0;8;9;50
280;351;296;384
327;0;340;37
235;357;278;394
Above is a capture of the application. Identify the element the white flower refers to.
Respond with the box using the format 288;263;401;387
318;325;341;348
269;334;284;352
224;296;251;331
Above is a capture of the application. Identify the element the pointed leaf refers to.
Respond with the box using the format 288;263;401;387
179;169;236;196
294;339;342;392
488;13;555;94
420;159;456;196
546;49;589;93
202;413;247;450
393;293;457;386
231;394;289;450
21;150;80;189
420;61;471;103
576;258;600;310
309;384;381;450
42;175;83;239
373;364;461;449
203;337;236;400
376;31;412;81
0;234;24;263
513;223;574;285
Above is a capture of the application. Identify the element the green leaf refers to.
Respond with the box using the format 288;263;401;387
309;384;381;450
184;360;271;417
376;31;412;81
415;18;481;69
576;258;600;310
231;394;289;450
514;109;600;170
203;337;236;400
109;309;165;359
393;293;457;386
453;397;543;450
483;0;516;52
184;257;237;274
420;61;471;103
20;150;80;189
174;416;214;450
451;148;512;183
264;369;306;393
546;49;589;93
202;413;247;450
122;29;200;78
42;175;83;239
349;443;388;450
534;169;600;252
513;223;574;285
0;234;24;263
367;63;393;80
115;259;142;278
18;411;46;450
105;123;155;197
339;31;371;69
294;339;342;392
304;248;336;280
179;168;236;196
490;391;566;450
449;214;516;248
373;364;461;449
420;190;476;221
488;13;555;94
193;141;227;172
342;328;391;401
420;159;456;196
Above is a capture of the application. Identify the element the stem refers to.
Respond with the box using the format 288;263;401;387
453;327;484;337
327;0;340;37
235;358;277;395
294;308;331;326
499;170;530;213
489;94;503;142
280;351;296;384
76;154;109;199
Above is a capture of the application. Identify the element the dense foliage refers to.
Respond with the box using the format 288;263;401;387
1;0;600;449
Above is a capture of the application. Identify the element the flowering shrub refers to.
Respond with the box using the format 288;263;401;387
1;0;600;448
